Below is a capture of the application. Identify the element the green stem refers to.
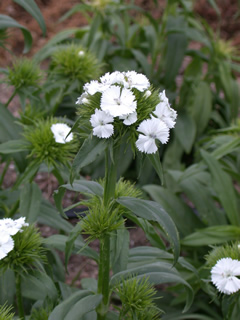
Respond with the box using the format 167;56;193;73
15;272;25;320
5;89;17;108
97;146;119;319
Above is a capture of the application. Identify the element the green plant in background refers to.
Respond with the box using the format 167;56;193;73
0;304;16;320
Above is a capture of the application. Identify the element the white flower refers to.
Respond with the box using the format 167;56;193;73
100;85;137;117
78;50;85;56
153;90;177;129
84;80;109;95
123;71;150;92
100;71;125;86
0;217;28;236
144;90;152;98
0;231;14;260
136;118;169;154
90;109;114;138
119;111;137;125
51;123;73;144
76;92;89;105
211;258;240;295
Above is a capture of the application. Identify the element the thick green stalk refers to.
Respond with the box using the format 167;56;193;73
15;272;25;320
97;147;118;319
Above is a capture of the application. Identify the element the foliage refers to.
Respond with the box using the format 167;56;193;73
0;0;239;319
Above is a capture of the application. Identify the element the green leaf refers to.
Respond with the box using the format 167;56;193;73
111;228;129;274
61;180;103;196
65;294;102;320
207;0;221;16
201;149;240;226
71;135;107;182
49;290;93;320
181;225;240;246
192;81;212;135
21;270;58;301
174;112;196;153
146;152;164;185
143;184;203;237
19;182;41;223
117;197;180;264
14;160;40;188
0;139;29;154
13;0;46;36
34;28;79;62
110;262;193;312
38;200;73;233
44;234;98;261
131;49;151;78
87;13;102;48
163;32;188;86
0;14;32;53
0;270;15;305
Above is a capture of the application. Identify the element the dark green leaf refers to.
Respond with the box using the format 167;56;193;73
13;0;46;36
117;197;180;263
71;135;107;182
65;294;102;320
19;182;41;223
181;225;240;246
0;14;32;53
201;150;240;226
175;112;196;153
0;139;29;154
146;152;164;185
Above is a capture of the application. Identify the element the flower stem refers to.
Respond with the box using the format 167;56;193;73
97;146;119;319
5;89;16;108
15;272;25;320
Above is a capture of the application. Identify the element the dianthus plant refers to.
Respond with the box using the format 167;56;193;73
55;71;180;319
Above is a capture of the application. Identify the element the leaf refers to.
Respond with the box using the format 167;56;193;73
174;112;196;153
71;135;107;182
192;81;212;135
48;290;93;320
0;14;32;53
117;197;180;264
143;184;203;237
201;149;240;226
131;49;151;78
19;182;41;223
87;13;102;48
14;160;40;188
0;270;15;305
38;199;73;233
111;228;129;274
163;32;188;86
110;262;193;312
34;28;79;62
0;139;29;154
61;180;103;196
21;270;58;301
13;0;46;36
181;225;240;246
146;152;164;185
65;294;102;320
44;234;98;261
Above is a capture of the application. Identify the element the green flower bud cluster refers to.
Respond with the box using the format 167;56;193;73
23;118;78;167
50;44;103;84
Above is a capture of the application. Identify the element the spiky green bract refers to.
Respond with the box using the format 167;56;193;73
114;178;142;199
114;277;161;320
30;305;52;320
7;58;42;89
0;304;15;320
50;44;103;83
205;242;240;268
81;197;124;242
0;225;46;274
23;118;78;167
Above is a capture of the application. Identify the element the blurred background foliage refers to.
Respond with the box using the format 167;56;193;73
0;0;240;318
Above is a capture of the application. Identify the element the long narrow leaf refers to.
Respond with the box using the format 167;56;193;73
117;197;180;263
13;0;46;36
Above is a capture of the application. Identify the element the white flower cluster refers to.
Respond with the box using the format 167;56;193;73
0;217;29;260
76;71;177;154
51;123;73;144
211;257;240;295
